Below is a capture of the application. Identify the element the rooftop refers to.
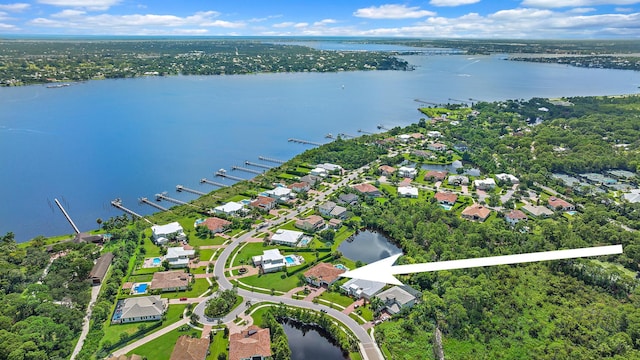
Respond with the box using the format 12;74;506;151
200;217;231;231
150;270;191;290
170;335;209;360
229;326;271;360
304;262;346;284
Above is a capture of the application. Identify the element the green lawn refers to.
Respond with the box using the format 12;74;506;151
207;330;228;360
199;248;215;261
161;278;212;299
318;291;355;307
189;235;224;247
232;242;282;267
277;220;300;232
141;237;162;258
127;274;154;283
192;266;208;275
239;272;302;292
128;326;201;360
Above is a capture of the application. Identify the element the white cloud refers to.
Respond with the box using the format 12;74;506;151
0;22;18;29
615;7;634;11
200;20;245;28
294;22;308;28
38;0;121;11
567;7;597;13
51;9;86;18
353;4;436;19
429;0;480;6
273;21;295;28
521;0;640;8
0;3;30;12
314;19;337;26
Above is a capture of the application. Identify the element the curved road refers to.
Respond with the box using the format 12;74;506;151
194;167;384;360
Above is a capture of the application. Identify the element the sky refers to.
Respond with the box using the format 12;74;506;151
0;0;639;38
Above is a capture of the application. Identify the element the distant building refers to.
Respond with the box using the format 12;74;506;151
265;187;293;202
304;263;346;287
448;175;469;186
317;163;343;173
378;165;396;176
353;183;382;197
623;189;640;203
151;222;186;245
170;335;209;360
300;175;321;186
318;201;337;216
310;167;329;177
398;186;419;198
521;204;554;217
427;143;447;152
288;181;310;193
398;166;418;179
213;202;245;216
337;193;359;206
295;215;325;232
474;178;496;190
328;218;343;229
150;270;191;292
270;229;303;246
252;249;285;273
249;196;277;212
495;173;520;184
89;252;114;285
329;205;348;219
229;326;272;360
427;131;442;138
461;204;491;222
112;296;167;324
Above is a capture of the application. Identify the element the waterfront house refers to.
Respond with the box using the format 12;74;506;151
376;285;421;315
150;270;191;292
454;143;469;152
353;183;382;197
474;178;497;190
198;217;231;234
270;229;303;246
112;295;167;324
249;196;277;212
288;181;310;193
434;192;457;206
229;326;272;360
398;166;418;179
461;204;491;222
295;215;325;232
496;173;520;184
310;167;328;177
378;165;396;176
318;201;337;216
424;170;448;182
328;218;343;229
170;335;209;360
398;186;419;198
265;187;293;202
547;197;575;211
505;210;528;226
304;263;346;287
151;222;186;245
317;163;343;174
89;252;114;285
329;205;348;219
166;247;196;268
213;202;245;216
521;204;554;217
448;175;469;186
341;278;386;300
252;249;285;273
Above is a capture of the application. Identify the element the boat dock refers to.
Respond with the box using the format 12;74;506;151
288;138;323;146
232;165;263;175
155;192;196;207
258;156;285;164
176;185;207;196
54;198;80;234
200;178;227;188
338;133;356;139
358;129;375;135
377;124;389;131
245;161;272;169
111;198;152;223
139;197;168;212
215;169;246;182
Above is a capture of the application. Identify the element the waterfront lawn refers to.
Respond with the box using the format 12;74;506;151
350;352;363;360
142;237;162;258
161;278;211;299
318;291;355;308
128;326;200;360
207;330;228;360
239;272;301;292
226;194;250;202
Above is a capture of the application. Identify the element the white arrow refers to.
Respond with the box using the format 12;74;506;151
340;244;623;285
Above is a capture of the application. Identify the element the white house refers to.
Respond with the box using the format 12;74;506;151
317;163;343;173
151;222;186;245
310;167;328;177
376;285;421;315
112;296;168;324
397;166;418;179
398;186;419;198
165;246;196;268
213;201;245;216
427;131;442;138
270;229;303;246
252;249;285;273
396;134;412;142
265;187;293;202
341;278;386;300
496;173;520;184
474;178;497;190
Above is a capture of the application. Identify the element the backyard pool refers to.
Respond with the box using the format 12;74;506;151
440;204;453;211
334;264;349;271
152;257;162;266
132;283;148;294
298;236;312;247
566;211;577;216
284;255;303;267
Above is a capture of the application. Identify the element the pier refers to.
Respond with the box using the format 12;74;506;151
54;198;80;234
176;185;207;196
200;178;228;188
245;161;272;169
288;138;323;146
377;124;389;131
155;192;196;207
111;198;151;224
215;169;246;182
357;129;375;135
139;197;169;212
338;133;356;139
414;99;440;106
232;165;263;175
258;156;285;164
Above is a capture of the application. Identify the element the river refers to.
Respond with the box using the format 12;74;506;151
1;53;639;241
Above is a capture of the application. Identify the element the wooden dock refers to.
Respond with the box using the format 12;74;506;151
176;185;207;196
232;165;263;175
54;198;80;234
215;169;245;182
258;156;285;164
357;129;374;135
200;178;227;188
288;138;323;146
111;198;152;224
245;161;272;169
139;197;168;212
155;192;196;207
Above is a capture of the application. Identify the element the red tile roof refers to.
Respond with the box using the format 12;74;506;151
201;217;231;232
506;209;528;220
170;335;209;360
548;197;574;210
353;183;380;194
229;326;271;360
424;170;448;181
304;262;346;284
434;192;457;204
461;204;491;221
250;196;276;209
379;165;396;174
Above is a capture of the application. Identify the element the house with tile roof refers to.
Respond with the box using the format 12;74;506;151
547;197;575;211
304;263;346;287
424;170;448;182
249;196;277;212
505;209;528;226
170;336;209;360
378;165;396;176
198;217;231;233
353;183;382;197
112;296;168;324
434;192;457;206
295;215;325;232
461;204;491;222
150;270;191;292
229;326;271;360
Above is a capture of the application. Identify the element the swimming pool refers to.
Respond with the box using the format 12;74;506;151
133;283;148;294
152;257;162;266
285;255;296;265
334;264;349;271
298;237;311;247
440;204;453;211
566;211;577;215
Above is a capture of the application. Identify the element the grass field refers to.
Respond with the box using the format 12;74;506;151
240;271;302;292
207;330;228;360
102;304;187;347
318;291;354;308
128;326;201;360
160;278;211;299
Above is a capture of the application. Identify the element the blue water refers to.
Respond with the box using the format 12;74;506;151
285;256;295;265
334;264;349;271
440;204;453;211
152;258;162;265
134;283;148;293
2;54;639;241
339;230;403;264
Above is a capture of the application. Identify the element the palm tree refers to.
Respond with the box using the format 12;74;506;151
96;218;103;230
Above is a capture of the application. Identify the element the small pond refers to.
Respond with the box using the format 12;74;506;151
338;229;403;264
283;321;349;360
